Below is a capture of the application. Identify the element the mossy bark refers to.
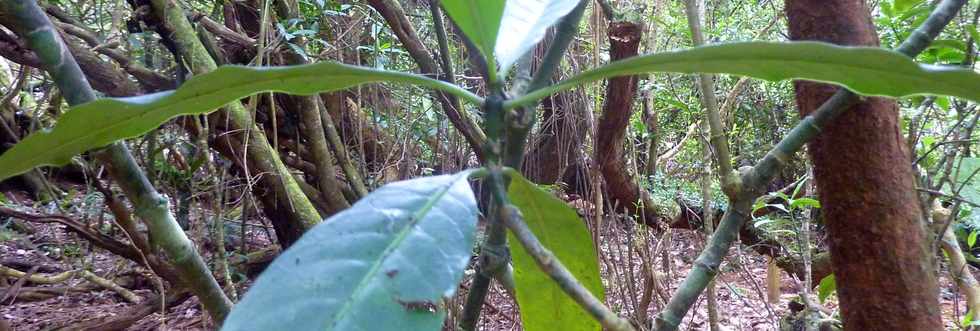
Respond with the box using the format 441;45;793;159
0;0;231;322
147;0;321;247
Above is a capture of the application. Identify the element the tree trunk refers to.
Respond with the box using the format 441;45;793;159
785;1;942;329
595;21;665;226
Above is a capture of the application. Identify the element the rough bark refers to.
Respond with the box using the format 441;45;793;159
595;21;665;226
785;1;942;329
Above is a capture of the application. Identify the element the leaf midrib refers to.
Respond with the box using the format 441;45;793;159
328;172;468;328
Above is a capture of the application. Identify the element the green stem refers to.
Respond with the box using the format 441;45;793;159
500;202;635;331
0;0;232;322
653;1;965;329
683;0;736;197
461;5;590;328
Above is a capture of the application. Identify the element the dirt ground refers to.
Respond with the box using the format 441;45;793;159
0;196;973;330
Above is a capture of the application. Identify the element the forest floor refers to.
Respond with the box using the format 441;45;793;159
0;191;973;330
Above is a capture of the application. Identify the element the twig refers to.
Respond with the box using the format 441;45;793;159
501;204;636;331
0;264;141;303
653;0;967;329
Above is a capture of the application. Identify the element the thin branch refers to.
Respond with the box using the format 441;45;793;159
653;0;967;329
500;203;636;331
0;0;232;322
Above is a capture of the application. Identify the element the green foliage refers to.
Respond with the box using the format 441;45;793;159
6;41;980;186
439;0;505;73
817;274;836;304
506;171;603;331
509;41;980;109
963;309;980;328
222;171;479;330
947;158;980;229
950;158;980;204
0;62;481;182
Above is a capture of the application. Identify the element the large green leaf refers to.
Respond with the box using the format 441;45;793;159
495;0;580;72
222;171;479;331
0;62;481;181
507;41;980;109
506;170;603;331
818;274;836;304
440;0;505;70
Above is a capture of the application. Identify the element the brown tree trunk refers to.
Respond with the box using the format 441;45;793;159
595;21;665;226
785;1;941;329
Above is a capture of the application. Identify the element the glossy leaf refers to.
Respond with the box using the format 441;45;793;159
506;170;603;331
495;0;580;72
222;171;479;331
507;41;980;110
0;62;482;181
440;0;505;70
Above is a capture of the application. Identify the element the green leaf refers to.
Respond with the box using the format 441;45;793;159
883;1;898;18
967;25;980;47
506;170;602;331
791;176;808;199
789;197;821;210
0;62;482;181
222;171;479;331
507;41;980;110
818;274;836;304
440;0;505;71
495;0;580;72
948;158;980;205
893;0;924;13
968;231;977;248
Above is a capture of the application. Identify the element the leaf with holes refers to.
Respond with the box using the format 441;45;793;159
506;170;603;331
222;171;479;331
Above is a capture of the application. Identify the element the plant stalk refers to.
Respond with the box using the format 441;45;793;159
0;0;231;322
653;1;965;329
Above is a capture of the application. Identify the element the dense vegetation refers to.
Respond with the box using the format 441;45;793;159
0;0;978;330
